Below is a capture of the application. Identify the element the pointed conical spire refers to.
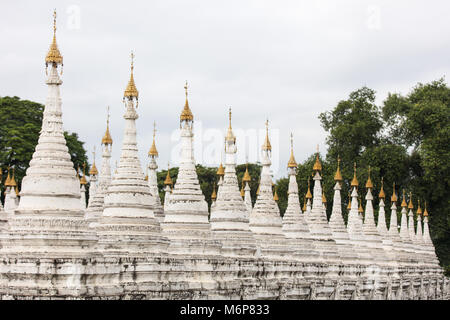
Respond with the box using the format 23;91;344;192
123;51;139;100
225;107;236;143
4;166;15;187
89;146;98;176
391;183;398;203
401;189;407;207
305;178;312;199
302;197;307;212
211;183;217;201
351;162;359;187
273;188;279;202
164;163;173;186
287;133;297;168
416;200;422;215
240;181;245;198
45;10;63;66
80;162;87;185
358;198;364;213
408;192;414;209
4;166;10;187
216;163;225;177
180;81;194;122
313;145;322;172
9;167;17;187
379;177;386;199
262;119;272;151
243;163;251;182
148;121;158;157
102;106;113;145
347;191;352;211
365;166;373;189
334;156;343;182
322;191;327;205
423;202;429;217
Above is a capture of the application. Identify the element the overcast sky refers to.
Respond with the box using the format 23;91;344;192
1;1;449;178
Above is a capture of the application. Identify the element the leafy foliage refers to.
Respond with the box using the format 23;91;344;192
0;96;89;200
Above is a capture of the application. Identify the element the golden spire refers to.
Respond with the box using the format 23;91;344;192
273;188;279;202
4;166;11;187
262;119;272;151
15;186;19;197
211;183;217;201
164;163;173;186
148;121;159;157
423;202;429;217
313;144;322;172
180;81;194;122
243;163;251;182
287;133;297;168
79;163;87;185
305;178;312;199
123;51;139;100
302;197;307;212
347;191;352;210
225;107;236;143
240;181;245;198
416;199;422;215
379;177;386;199
216;163;225;177
334;156;343;182
89;146;98;176
401;189;407;207
45;10;63;66
351;162;359;187
102;106;113;145
322;190;327;204
8;167;17;187
365;166;373;189
391;183;398;203
408;192;414;209
358;198;364;213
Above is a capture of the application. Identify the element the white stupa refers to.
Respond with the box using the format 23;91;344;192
249;120;292;259
147;122;164;223
209;108;257;257
162;82;221;256
96;52;169;256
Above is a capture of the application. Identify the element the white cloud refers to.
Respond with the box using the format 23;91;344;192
1;0;449;178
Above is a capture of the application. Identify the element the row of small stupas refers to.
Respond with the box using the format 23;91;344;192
0;11;448;300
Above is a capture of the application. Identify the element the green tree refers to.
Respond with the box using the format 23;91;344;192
0;96;89;199
382;79;450;268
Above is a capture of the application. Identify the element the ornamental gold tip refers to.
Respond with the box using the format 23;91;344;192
334;156;343;182
148;121;158;157
45;10;63;65
243;163;251;182
102;107;113;145
287;133;298;168
262;119;272;151
180;81;194;122
365;166;373;189
378;177;386;199
351;162;359;187
216;163;225;176
164;164;173;186
124;51;139;99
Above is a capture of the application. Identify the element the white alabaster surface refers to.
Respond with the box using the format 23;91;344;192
210;136;257;257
